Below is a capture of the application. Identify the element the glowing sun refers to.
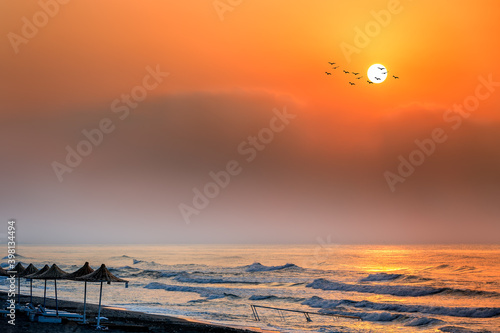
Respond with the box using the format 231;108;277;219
367;64;387;84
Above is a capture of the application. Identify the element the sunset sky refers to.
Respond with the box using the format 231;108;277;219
1;0;499;244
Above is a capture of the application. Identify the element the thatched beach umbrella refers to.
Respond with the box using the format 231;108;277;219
0;266;8;277
64;262;94;323
77;264;128;329
25;264;50;307
31;264;68;316
18;263;38;304
12;262;25;304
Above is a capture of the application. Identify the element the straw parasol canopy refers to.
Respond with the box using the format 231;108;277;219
64;262;94;323
77;264;128;284
25;264;50;278
77;264;128;329
33;264;68;280
25;264;50;307
12;262;25;276
31;264;68;316
19;264;39;304
0;266;8;277
64;262;94;280
19;263;38;277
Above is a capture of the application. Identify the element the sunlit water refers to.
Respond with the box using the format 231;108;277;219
1;244;499;333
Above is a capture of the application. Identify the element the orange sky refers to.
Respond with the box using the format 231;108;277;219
1;1;500;244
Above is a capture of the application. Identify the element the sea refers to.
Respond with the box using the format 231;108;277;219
1;244;499;333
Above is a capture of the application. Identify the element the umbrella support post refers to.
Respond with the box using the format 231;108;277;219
55;280;59;317
30;279;33;304
96;281;104;330
83;281;87;324
43;280;47;309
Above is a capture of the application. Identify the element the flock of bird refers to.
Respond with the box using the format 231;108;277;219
325;61;399;86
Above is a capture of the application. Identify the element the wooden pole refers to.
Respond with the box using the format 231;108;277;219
43;280;47;308
97;281;103;328
83;281;88;324
55;279;59;317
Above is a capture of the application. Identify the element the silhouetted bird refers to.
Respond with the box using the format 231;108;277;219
382;72;387;74
349;82;355;85
393;75;399;79
375;77;381;80
333;66;339;69
328;62;336;65
325;72;331;75
352;72;359;75
367;81;374;84
377;67;385;70
343;70;349;73
356;76;363;79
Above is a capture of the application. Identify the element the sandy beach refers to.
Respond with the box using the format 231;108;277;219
0;291;263;333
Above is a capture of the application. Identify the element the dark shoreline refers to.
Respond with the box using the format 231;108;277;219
0;291;269;333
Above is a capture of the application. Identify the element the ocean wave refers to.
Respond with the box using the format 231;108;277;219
306;278;499;298
319;307;405;322
245;263;301;272
303;296;500;318
110;255;133;260
110;265;141;272
173;274;260;285
309;300;447;325
404;317;444;326
439;326;492;333
143;282;241;300
133;259;159;266
306;278;444;297
401;275;432;283
130;270;176;279
249;295;305;302
359;273;403;282
109;266;183;279
454;266;476;272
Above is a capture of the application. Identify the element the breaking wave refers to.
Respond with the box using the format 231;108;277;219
360;273;403;282
307;278;444;297
173;274;260;285
303;296;500;318
143;282;241;300
245;263;301;272
248;295;305;302
306;279;498;297
439;326;492;333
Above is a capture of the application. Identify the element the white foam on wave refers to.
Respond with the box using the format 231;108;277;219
307;278;443;297
174;274;260;285
360;273;403;282
405;317;444;326
439;325;492;333
143;282;241;300
303;296;500;318
248;294;305;302
245;263;301;272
